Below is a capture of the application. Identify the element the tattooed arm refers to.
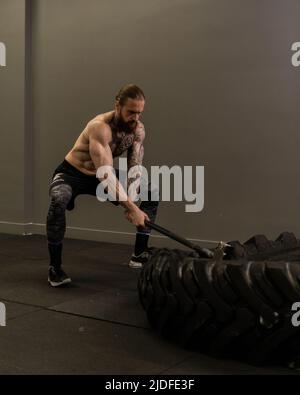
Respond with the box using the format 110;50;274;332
127;123;145;168
89;121;149;227
127;123;145;197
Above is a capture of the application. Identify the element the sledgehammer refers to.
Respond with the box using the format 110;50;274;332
144;220;217;258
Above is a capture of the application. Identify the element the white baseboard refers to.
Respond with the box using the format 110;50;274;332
0;221;218;252
0;221;33;236
0;221;187;249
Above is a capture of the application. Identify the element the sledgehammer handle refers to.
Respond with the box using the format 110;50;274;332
144;220;214;258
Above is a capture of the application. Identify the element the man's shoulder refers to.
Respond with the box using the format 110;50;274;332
86;118;112;144
88;111;114;128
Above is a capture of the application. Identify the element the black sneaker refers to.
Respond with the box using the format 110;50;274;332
128;250;151;269
48;266;71;287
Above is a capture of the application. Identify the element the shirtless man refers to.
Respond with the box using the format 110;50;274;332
46;85;159;287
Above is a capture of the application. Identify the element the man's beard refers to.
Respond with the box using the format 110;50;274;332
114;114;137;133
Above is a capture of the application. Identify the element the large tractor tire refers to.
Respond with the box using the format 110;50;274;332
138;234;300;368
225;232;300;261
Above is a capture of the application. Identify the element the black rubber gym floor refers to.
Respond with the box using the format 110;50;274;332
0;233;298;375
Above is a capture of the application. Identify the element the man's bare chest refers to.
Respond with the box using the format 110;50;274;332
109;130;135;157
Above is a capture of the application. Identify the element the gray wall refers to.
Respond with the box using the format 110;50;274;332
0;0;26;232
1;0;300;247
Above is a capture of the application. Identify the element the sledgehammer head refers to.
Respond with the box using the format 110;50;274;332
213;241;233;261
194;246;215;258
